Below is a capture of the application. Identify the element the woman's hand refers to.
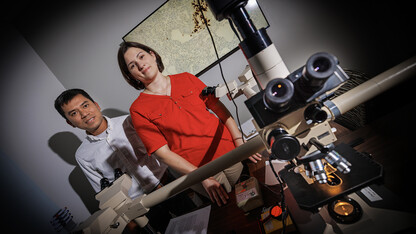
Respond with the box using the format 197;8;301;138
248;153;262;163
202;177;229;206
155;145;230;206
234;137;262;163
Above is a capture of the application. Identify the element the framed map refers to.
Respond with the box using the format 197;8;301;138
123;0;269;77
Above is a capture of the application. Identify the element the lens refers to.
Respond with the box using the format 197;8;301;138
328;197;363;224
309;159;327;184
271;83;287;97
313;57;331;73
301;52;338;91
333;201;354;216
325;151;351;174
264;78;294;113
100;178;110;190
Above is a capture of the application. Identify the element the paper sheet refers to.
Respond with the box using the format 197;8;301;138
240;118;259;141
165;205;211;234
264;160;287;185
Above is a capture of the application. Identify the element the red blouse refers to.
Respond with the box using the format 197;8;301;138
130;72;235;167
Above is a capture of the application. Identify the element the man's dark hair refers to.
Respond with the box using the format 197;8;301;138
54;89;95;119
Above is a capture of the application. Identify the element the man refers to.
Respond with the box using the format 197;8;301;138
54;89;194;233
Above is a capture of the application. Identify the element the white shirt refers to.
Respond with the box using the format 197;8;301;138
75;115;167;199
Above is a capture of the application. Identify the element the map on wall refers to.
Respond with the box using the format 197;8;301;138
123;0;269;77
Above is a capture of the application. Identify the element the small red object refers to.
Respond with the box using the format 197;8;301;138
270;205;282;218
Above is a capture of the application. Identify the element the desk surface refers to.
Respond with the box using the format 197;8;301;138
207;173;286;234
334;101;416;211
207;121;353;233
207;101;416;233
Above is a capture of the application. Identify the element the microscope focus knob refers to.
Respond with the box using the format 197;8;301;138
100;178;111;190
114;168;124;180
268;129;300;161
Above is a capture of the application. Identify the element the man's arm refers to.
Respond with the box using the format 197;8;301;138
76;156;103;193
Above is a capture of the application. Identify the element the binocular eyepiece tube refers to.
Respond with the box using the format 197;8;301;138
262;52;341;114
301;52;339;91
263;78;294;113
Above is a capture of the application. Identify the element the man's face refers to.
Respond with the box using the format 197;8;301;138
61;94;107;136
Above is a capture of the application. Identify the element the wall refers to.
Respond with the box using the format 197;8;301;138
11;0;416;123
0;25;90;233
2;0;415;232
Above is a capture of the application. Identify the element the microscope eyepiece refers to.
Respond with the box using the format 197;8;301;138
263;78;294;113
100;178;111;190
300;52;338;92
312;56;331;73
114;168;124;180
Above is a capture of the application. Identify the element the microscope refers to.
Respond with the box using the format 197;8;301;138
207;0;376;206
74;0;416;233
206;0;416;232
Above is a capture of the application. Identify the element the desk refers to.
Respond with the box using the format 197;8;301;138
207;149;295;233
206;122;351;233
207;171;290;234
286;101;416;233
207;101;416;233
333;101;416;212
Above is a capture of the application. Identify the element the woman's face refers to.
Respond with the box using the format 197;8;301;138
124;47;159;85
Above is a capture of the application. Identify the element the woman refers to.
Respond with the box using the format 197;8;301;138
117;41;261;206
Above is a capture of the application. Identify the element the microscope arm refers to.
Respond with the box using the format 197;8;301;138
137;135;265;209
325;56;416;118
75;135;264;233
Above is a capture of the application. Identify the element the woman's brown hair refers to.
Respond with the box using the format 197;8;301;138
117;41;164;90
